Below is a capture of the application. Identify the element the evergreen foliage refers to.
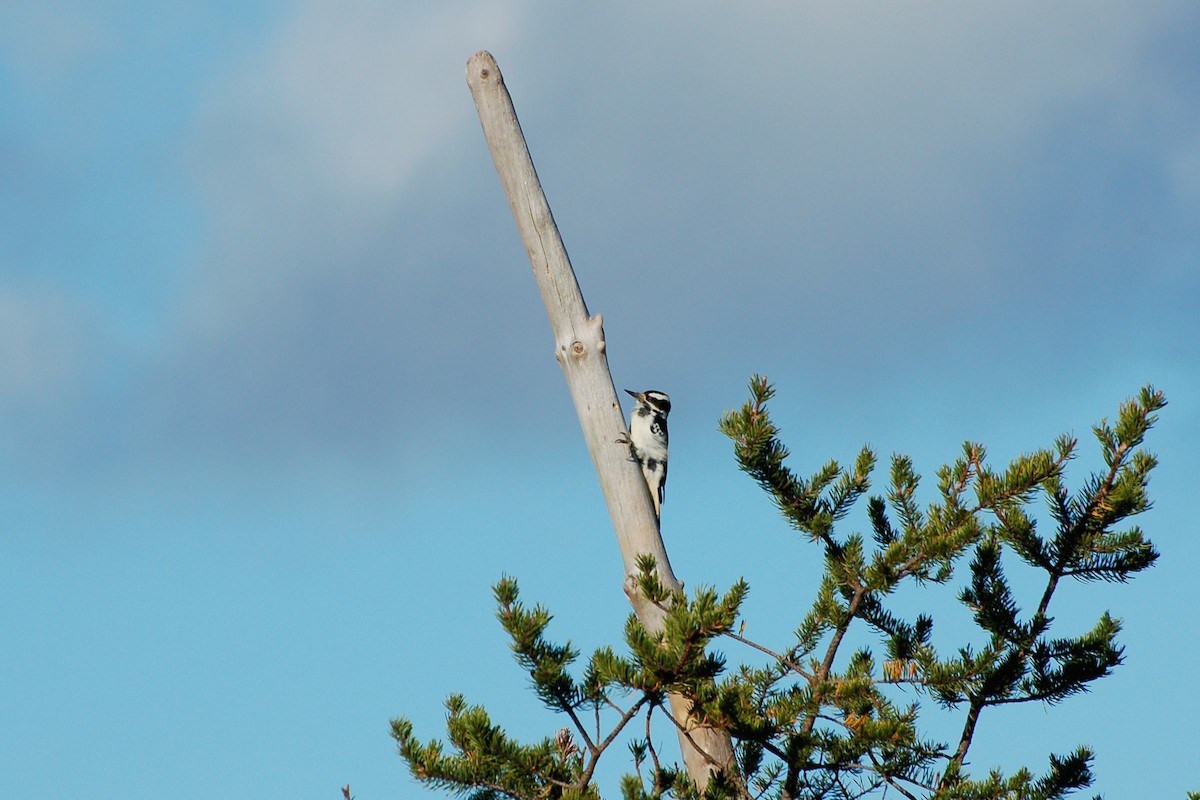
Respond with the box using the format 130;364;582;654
393;379;1169;799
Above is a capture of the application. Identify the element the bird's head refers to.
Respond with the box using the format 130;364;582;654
625;389;671;416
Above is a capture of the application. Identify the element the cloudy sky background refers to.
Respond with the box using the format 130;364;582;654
3;2;1198;797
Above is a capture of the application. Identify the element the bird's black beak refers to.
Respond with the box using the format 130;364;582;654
625;389;643;401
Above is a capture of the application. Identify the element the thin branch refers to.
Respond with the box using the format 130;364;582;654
940;446;1080;781
865;752;920;800
811;585;868;696
560;702;596;754
660;697;729;770
944;696;984;783
646;702;664;785
463;780;528;800
892;544;931;581
725;631;815;681
575;694;650;789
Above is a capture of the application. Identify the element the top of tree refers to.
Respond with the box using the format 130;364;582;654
394;378;1167;800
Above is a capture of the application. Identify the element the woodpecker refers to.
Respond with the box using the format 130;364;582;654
622;389;671;521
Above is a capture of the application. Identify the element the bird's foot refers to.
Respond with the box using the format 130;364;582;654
613;432;639;462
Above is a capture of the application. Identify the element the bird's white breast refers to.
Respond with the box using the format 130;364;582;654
631;413;668;461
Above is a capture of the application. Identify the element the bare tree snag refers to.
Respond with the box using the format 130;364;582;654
465;50;735;791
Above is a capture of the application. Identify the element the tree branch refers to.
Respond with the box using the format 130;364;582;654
724;630;815;681
465;49;734;791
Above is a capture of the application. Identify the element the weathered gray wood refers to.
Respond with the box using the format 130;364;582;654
465;50;671;581
465;50;735;790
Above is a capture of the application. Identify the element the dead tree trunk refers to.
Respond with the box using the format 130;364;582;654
465;50;736;793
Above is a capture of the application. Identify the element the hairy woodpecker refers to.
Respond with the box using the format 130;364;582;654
622;389;671;521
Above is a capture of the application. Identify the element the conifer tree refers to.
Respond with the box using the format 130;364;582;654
393;378;1169;800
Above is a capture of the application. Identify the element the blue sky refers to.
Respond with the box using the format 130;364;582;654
2;2;1198;798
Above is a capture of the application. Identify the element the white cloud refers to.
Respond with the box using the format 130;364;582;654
181;0;526;329
10;0;1195;478
0;283;99;410
0;2;112;87
114;0;536;464
192;0;524;203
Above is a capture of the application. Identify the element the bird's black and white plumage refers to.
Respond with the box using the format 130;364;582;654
623;389;671;521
